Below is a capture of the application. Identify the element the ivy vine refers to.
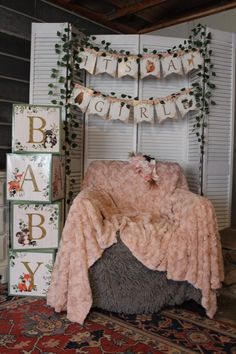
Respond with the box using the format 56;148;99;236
48;23;215;199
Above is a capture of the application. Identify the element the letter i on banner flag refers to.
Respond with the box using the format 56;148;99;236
108;100;131;122
161;54;183;78
118;57;139;79
87;95;110;118
95;54;118;77
140;56;161;79
181;50;203;74
133;100;154;123
78;48;97;74
155;99;177;123
175;92;197;117
70;84;93;112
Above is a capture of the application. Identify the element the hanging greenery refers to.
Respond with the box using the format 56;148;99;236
48;23;216;199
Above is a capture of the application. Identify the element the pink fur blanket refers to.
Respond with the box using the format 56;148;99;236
47;160;224;324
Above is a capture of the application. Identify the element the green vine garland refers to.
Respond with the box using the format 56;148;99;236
49;23;215;198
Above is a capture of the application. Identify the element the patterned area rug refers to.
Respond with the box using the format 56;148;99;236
1;296;236;353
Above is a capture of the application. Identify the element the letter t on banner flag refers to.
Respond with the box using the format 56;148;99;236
95;54;118;77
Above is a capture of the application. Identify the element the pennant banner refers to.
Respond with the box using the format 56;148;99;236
69;83;198;124
77;47;203;79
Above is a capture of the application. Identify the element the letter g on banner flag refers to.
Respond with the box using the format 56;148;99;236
87;95;110;118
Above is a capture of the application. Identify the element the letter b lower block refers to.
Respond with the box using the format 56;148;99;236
9;250;55;297
11;202;61;250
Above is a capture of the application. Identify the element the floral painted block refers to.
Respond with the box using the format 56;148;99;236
12;105;62;153
9;250;55;297
7;154;65;202
11;202;61;250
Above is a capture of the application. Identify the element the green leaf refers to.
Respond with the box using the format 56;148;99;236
51;100;57;105
48;83;54;88
143;48;148;53
121;94;127;98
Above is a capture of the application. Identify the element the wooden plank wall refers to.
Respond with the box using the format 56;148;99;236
0;0;115;170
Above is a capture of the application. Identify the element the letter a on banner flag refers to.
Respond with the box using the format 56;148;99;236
78;49;97;74
95;54;118;77
87;95;110;118
161;54;183;78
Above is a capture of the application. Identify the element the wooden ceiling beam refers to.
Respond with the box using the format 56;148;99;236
49;0;136;33
138;0;236;33
105;0;157;23
108;0;168;20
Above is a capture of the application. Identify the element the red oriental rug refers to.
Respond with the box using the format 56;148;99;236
0;296;236;353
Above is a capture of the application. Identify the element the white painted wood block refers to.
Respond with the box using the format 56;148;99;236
9;250;55;297
12;202;61;250
6;154;65;202
12;105;62;154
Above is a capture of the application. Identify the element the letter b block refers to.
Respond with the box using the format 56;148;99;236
12;105;62;154
11;202;61;250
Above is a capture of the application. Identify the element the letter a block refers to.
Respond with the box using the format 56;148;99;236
11;202;61;250
12;105;62;154
7;154;65;202
9;250;55;297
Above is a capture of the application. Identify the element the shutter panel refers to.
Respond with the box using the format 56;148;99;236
30;23;84;208
203;28;235;230
84;35;139;171
138;35;200;192
30;23;67;105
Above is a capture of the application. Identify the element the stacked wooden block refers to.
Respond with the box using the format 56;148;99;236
0;172;8;283
7;105;65;297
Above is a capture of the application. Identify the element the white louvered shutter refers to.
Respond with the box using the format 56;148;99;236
138;35;200;192
84;35;139;171
30;23;84;207
30;23;67;105
203;28;235;230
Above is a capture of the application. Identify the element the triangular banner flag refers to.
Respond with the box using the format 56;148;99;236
87;95;110;118
108;100;131;122
140;56;161;79
95;54;118;77
118;57;139;79
175;92;197;116
155;99;177;122
133;100;154;123
161;54;183;78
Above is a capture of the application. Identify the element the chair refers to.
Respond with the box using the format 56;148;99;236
47;157;224;324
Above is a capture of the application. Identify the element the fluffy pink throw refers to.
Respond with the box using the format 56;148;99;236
47;160;224;324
